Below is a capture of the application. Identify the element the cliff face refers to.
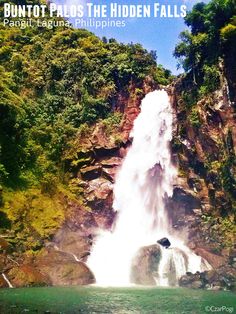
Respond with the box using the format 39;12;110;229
0;80;154;288
169;75;236;275
61;74;236;287
1;74;235;289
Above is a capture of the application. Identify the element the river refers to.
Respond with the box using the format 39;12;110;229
0;286;235;313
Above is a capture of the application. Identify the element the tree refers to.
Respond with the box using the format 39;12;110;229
174;0;236;90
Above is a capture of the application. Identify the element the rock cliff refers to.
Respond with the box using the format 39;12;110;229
168;73;236;290
1;74;235;290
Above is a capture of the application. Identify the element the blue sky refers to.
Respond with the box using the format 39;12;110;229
55;0;210;74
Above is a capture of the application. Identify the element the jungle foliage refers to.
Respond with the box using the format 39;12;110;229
0;9;172;189
174;0;236;103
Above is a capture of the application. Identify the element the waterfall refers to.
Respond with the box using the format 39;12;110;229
87;90;210;286
2;273;13;288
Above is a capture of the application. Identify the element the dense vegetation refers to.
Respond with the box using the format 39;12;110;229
174;0;236;101
0;1;173;249
0;0;235;255
174;0;236;188
174;0;236;248
174;0;236;191
0;13;172;188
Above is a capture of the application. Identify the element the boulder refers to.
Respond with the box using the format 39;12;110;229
194;248;225;269
35;249;95;286
52;229;92;261
179;272;204;289
179;267;236;291
217;265;236;290
130;244;161;285
8;265;50;288
157;237;171;248
203;269;219;284
191;280;204;289
211;285;222;291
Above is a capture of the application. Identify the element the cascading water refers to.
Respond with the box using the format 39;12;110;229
87;90;210;286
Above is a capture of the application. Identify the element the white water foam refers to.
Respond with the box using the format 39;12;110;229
87;90;210;286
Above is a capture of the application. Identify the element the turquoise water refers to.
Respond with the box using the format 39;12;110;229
0;286;235;314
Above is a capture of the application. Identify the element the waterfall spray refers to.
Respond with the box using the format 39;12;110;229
87;90;210;286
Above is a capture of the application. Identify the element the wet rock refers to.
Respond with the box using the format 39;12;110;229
52;229;92;261
8;265;50;287
204;270;219;284
80;165;102;181
172;81;236;259
130;244;161;285
159;248;189;287
194;248;226;269
179;266;236;291
172;186;201;212
93;146;119;158
66;194;115;232
167;180;204;231
211;285;222;291
85;177;113;212
100;157;122;168
179;272;204;289
191;280;203;289
102;167;117;182
188;173;203;192
66;205;97;233
101;157;122;182
157;237;171;248
35;249;95;286
216;265;236;290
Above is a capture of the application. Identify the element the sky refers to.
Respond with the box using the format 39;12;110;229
54;0;210;74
